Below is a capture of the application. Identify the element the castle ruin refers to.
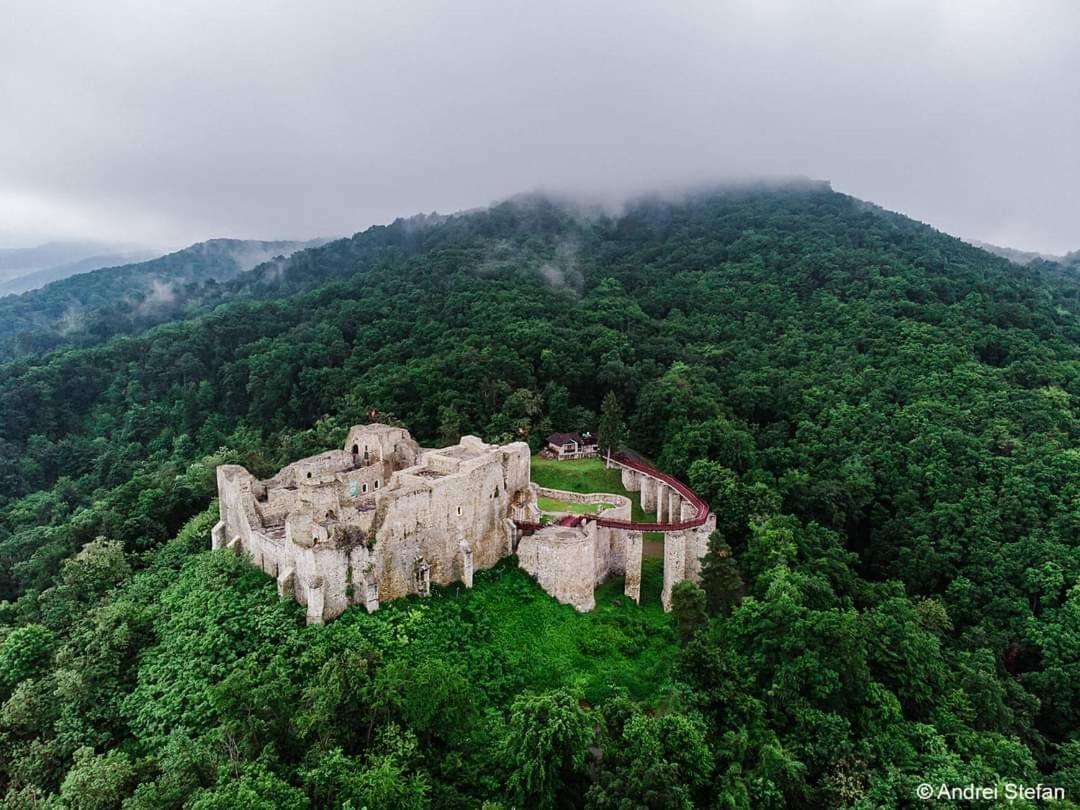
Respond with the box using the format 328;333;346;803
213;424;715;622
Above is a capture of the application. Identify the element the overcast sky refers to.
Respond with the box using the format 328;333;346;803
2;1;1077;254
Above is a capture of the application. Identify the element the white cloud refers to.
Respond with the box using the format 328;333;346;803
1;0;1076;253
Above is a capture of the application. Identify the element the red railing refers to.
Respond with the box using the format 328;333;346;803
514;451;710;535
591;451;709;531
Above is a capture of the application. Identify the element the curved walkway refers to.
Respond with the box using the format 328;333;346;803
516;450;709;534
591;451;709;531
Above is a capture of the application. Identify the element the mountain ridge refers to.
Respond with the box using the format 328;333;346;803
0;181;1075;806
0;236;328;359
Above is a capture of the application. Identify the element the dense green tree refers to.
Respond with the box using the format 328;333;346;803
188;761;309;810
56;746;136;810
588;709;712;809
698;532;744;615
596;391;628;455
0;186;1075;805
670;580;708;646
504;689;593;809
303;729;429;810
0;624;55;699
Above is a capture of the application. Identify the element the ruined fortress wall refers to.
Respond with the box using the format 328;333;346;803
296;543;350;619
299;479;343;523
367;486;430;601
345;424;421;468
293;450;353;478
244;529;283;578
340;464;386;495
370;441;530;601
528;486;632;585
217;457;376;622
217;465;259;545
216;425;712;622
259;487;297;524
517;525;596;611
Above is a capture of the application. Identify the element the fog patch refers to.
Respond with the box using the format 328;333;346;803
230;242;297;274
56;305;86;335
537;239;584;294
255;256;290;283
134;279;177;315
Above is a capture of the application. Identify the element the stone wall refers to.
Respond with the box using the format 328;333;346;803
215;425;530;623
530;486;632;586
516;524;597;611
531;485;631;516
216;424;717;622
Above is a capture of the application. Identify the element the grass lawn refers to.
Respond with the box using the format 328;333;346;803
530;457;656;524
536;496;611;516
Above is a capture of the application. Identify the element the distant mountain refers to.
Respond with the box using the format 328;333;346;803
970;239;1078;269
1057;249;1080;270
0;237;325;359
0;241;115;276
0;241;162;292
0;250;163;296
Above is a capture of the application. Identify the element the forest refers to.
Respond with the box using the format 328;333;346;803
0;238;320;361
0;183;1076;808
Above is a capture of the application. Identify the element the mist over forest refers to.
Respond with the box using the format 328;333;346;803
2;1;1077;807
0;184;1076;807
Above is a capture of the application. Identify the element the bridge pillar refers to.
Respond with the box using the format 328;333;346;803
683;514;715;583
623;531;642;604
667;492;682;524
621;467;642;492
640;476;657;513
661;531;687;612
656;485;669;525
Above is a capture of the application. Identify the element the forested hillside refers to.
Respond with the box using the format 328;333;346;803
0;238;323;360
974;241;1080;282
0;184;1076;808
0;246;162;298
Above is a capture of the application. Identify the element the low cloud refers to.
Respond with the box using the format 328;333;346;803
134;279;177;315
537;240;584;294
1;1;1077;254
